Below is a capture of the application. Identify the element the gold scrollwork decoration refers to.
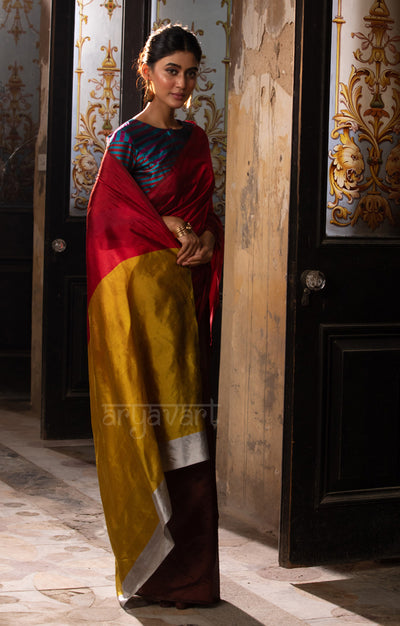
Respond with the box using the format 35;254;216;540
189;10;231;216
152;17;171;31
0;62;36;202
330;205;353;227
386;141;400;203
71;40;120;210
89;42;120;134
189;91;226;214
188;59;227;215
75;0;94;137
328;0;400;231
351;191;394;230
328;128;365;206
0;0;38;44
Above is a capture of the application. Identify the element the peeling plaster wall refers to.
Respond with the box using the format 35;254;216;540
217;0;295;533
31;0;52;414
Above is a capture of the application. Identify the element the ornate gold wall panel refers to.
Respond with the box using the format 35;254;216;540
326;0;400;237
0;0;40;205
69;0;122;215
152;0;231;218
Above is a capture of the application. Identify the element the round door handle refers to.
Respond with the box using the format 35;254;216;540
300;270;326;292
51;238;67;253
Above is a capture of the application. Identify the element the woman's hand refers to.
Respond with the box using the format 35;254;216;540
162;216;201;265
181;230;216;267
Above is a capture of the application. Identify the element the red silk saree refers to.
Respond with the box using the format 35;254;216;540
86;123;223;603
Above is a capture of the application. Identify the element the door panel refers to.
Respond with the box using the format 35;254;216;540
280;0;400;565
320;326;400;499
0;256;32;398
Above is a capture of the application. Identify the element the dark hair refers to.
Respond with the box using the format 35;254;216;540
137;24;202;101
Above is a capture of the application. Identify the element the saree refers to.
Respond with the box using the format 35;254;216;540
86;123;223;603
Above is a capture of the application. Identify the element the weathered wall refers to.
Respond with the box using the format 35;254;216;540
217;0;295;533
31;0;52;414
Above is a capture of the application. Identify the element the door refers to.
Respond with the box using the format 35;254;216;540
280;0;400;565
0;3;40;399
42;0;149;438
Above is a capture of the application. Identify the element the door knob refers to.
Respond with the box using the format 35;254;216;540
300;270;326;306
51;238;67;253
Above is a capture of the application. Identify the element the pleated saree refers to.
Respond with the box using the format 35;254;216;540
86;123;223;604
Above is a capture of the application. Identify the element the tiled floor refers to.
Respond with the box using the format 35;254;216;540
0;403;399;625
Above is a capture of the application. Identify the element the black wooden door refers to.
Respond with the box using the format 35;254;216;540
280;0;400;565
0;164;33;400
42;0;149;438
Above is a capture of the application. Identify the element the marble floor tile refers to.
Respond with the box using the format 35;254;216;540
1;404;400;626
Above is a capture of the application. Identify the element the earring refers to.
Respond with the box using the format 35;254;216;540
145;79;154;102
184;94;195;120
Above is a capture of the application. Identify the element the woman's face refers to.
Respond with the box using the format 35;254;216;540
145;51;199;109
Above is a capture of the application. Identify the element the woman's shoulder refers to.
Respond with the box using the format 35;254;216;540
108;118;149;145
183;121;210;148
183;120;207;137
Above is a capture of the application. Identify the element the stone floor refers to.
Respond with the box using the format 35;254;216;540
0;403;399;625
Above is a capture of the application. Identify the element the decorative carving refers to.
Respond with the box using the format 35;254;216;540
328;0;400;231
0;62;36;203
328;129;365;206
89;41;120;135
100;1;121;19
70;1;121;211
386;141;400;202
71;41;120;210
74;0;94;138
351;192;394;230
0;0;38;44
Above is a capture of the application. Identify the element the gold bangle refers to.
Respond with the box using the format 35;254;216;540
175;225;187;238
175;222;193;238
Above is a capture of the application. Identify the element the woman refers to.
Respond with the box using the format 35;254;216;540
86;24;223;609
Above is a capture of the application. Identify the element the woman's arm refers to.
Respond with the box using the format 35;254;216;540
161;215;202;265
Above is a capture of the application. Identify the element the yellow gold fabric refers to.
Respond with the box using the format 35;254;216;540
88;247;207;597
